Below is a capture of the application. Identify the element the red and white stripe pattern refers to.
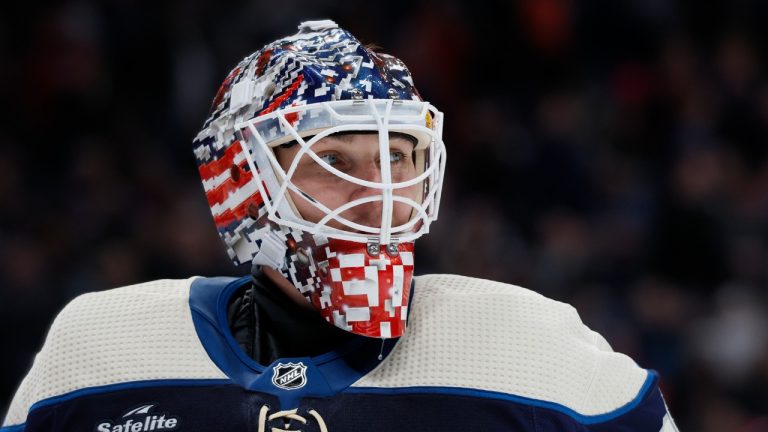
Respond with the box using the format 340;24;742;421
195;138;266;263
290;237;415;338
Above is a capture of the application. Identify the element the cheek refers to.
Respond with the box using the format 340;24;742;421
288;189;324;223
392;183;422;222
394;182;421;201
289;180;352;222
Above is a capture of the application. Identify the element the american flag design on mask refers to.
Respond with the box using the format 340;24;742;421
191;20;443;339
192;19;423;268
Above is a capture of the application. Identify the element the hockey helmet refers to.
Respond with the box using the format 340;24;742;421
192;20;446;338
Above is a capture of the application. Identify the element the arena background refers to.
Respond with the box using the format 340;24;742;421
2;1;768;430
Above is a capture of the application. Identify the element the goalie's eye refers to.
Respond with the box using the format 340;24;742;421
389;151;404;163
318;153;339;166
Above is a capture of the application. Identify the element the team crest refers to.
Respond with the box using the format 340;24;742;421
271;362;307;390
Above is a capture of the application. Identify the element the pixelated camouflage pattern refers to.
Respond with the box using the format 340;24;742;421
192;20;429;338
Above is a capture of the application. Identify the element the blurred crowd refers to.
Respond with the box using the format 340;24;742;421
2;1;768;430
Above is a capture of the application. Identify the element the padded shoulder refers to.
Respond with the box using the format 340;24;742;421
353;274;649;417
3;278;226;427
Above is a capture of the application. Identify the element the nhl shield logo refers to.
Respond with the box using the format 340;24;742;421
271;362;308;390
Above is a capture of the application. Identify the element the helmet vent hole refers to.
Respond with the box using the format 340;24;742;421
230;164;241;181
247;202;260;219
263;82;276;100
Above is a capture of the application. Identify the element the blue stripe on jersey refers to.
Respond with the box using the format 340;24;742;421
347;370;657;425
0;424;25;432
11;374;666;431
188;276;262;370
188;276;398;408
25;379;231;414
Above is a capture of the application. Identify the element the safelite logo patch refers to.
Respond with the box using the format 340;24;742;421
271;362;307;390
95;404;180;432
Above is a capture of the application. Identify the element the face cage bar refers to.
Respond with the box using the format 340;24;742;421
236;99;446;246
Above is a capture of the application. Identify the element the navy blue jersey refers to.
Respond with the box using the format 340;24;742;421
2;274;678;431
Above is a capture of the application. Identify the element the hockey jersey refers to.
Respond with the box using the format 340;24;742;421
2;274;678;431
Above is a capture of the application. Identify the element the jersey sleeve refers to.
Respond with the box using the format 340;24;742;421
575;307;679;431
554;370;679;431
356;274;680;431
565;302;679;431
2;278;222;432
1;293;89;431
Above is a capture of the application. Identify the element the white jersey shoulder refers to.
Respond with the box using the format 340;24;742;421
3;278;226;427
353;273;650;417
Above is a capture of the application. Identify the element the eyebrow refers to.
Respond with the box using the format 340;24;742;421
279;131;417;149
332;131;417;146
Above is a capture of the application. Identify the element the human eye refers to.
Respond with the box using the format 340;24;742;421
388;151;405;164
318;153;339;166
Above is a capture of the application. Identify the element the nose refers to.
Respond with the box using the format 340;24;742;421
348;160;383;201
345;161;384;226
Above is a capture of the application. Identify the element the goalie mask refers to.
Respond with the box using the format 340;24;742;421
192;20;446;338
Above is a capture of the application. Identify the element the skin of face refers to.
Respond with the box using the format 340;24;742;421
273;133;421;233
